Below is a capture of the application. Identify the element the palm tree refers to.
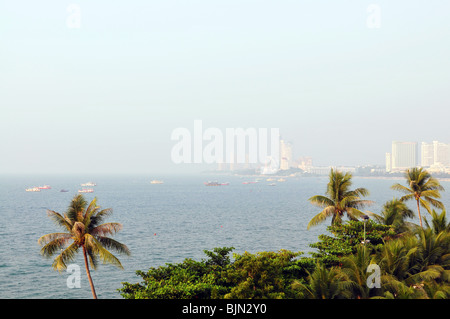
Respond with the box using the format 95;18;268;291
391;167;445;228
38;194;130;299
340;246;378;299
369;198;415;234
424;209;450;234
291;263;352;299
307;169;373;229
375;228;450;298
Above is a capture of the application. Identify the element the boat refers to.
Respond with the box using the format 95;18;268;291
60;189;69;192
81;182;96;187
242;181;259;184
277;178;286;182
150;180;164;184
25;187;40;192
268;183;276;186
78;188;94;193
204;181;229;186
266;178;275;181
38;185;51;189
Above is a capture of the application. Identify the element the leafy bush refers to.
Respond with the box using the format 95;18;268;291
309;220;395;266
119;247;313;299
120;247;234;299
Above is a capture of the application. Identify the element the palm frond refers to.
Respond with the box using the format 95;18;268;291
96;236;131;256
84;234;124;269
422;195;444;210
420;189;442;199
38;233;72;257
350;187;370;198
66;194;88;222
83;197;99;226
345;208;366;220
348;199;375;209
423;177;445;192
406;266;443;285
391;183;413;194
91;223;123;237
419;198;433;214
51;242;79;272
86;247;99;270
399;194;416;202
89;208;114;228
367;211;385;224
307;206;336;230
309;195;334;208
46;210;73;232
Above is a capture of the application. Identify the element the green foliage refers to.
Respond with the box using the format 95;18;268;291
224;250;303;299
120;169;450;299
291;262;353;299
374;227;450;299
39;194;130;299
308;169;373;229
309;220;395;266
391;167;445;228
38;195;130;272
119;248;233;299
120;226;449;299
119;248;313;299
370;199;415;233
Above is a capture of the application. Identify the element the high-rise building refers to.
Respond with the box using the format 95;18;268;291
420;141;450;167
385;153;392;172
433;141;450;166
391;141;418;171
421;142;435;167
280;139;293;170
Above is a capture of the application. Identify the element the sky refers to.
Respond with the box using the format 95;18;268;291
1;1;450;175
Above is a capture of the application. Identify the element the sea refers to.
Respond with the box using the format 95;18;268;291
0;174;448;299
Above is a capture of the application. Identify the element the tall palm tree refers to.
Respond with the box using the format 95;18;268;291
307;169;373;229
391;167;445;228
38;194;130;299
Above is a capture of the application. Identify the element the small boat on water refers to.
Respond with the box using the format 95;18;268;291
60;189;69;193
38;185;51;189
242;181;258;184
25;187;40;192
150;180;164;184
204;181;229;186
268;183;276;186
78;188;94;193
81;182;96;187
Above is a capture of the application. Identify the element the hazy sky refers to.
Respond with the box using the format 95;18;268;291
1;1;450;174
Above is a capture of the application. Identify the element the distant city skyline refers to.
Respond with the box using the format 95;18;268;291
385;140;450;173
1;1;450;175
215;138;450;176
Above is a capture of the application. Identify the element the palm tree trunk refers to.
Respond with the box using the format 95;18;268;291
416;199;423;229
83;246;98;299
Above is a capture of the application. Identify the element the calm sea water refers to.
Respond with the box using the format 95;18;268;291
0;174;448;299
